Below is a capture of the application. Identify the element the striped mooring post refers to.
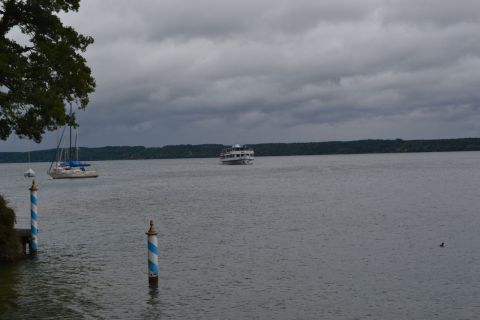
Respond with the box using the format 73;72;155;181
30;179;39;255
146;220;159;287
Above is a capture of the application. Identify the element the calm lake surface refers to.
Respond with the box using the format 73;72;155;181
1;152;480;319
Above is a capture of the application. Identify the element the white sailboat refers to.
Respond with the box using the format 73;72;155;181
24;147;35;178
24;167;35;178
47;105;98;179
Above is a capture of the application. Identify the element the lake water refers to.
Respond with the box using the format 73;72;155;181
1;152;480;319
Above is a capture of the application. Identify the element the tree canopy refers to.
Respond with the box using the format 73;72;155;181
0;0;95;142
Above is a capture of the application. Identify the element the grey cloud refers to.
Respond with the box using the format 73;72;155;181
382;0;480;26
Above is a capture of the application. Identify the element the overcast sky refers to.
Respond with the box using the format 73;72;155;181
2;0;480;151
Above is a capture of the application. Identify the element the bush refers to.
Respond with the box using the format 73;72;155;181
0;195;21;262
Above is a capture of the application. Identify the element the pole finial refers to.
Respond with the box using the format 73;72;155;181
146;219;158;236
30;179;38;191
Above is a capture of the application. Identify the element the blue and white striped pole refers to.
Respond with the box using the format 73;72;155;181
30;180;39;255
146;220;159;287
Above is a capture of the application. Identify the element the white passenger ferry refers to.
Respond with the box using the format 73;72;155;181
220;144;254;165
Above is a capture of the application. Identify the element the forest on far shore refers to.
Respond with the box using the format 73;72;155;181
1;138;480;163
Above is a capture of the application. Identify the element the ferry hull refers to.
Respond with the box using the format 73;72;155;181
220;159;254;165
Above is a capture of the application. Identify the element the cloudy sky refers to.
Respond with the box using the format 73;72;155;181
2;0;480;151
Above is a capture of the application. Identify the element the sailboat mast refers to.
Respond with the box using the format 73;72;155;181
75;128;79;161
69;103;72;161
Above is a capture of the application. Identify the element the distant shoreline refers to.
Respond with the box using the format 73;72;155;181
1;138;480;163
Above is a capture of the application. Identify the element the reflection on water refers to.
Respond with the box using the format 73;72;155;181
0;264;19;316
141;288;163;319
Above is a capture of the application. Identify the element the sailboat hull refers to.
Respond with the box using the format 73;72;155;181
49;172;98;179
48;168;98;179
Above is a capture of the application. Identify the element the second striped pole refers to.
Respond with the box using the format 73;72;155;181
146;220;159;287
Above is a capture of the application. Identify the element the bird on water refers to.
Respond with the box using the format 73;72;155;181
440;242;445;247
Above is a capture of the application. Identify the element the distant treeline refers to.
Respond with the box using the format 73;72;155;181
2;138;480;163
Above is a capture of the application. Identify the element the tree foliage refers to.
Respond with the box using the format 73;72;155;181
0;194;20;261
0;0;95;142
